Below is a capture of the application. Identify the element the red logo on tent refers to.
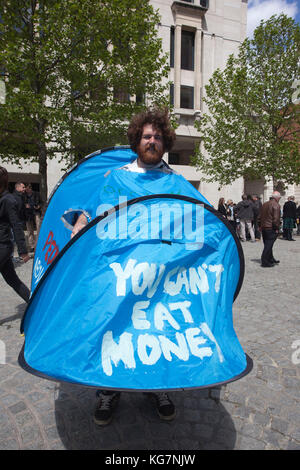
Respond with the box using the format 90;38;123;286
43;231;59;265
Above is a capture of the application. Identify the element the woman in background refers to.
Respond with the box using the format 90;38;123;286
218;197;227;218
226;199;237;232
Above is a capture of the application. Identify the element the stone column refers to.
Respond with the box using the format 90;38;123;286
194;27;202;111
174;23;182;109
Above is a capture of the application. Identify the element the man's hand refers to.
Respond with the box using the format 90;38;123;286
20;253;30;263
71;213;88;238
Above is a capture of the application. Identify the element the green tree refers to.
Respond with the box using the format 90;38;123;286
193;14;300;188
0;0;169;202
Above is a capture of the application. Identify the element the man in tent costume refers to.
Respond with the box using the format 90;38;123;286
19;108;252;426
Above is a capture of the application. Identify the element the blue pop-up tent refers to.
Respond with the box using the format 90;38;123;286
19;146;252;390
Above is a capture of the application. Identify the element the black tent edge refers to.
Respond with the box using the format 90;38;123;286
21;194;245;333
18;343;253;392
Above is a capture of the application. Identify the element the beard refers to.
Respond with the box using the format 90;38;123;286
137;143;164;165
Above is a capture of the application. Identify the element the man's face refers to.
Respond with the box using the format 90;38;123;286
16;183;25;193
137;124;164;165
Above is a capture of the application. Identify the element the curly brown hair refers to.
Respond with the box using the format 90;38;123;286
127;107;176;153
0;166;8;195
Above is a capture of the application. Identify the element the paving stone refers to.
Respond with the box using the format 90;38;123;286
0;439;19;450
252;411;270;427
214;427;237;449
271;417;289;435
8;401;27;414
238;435;265;450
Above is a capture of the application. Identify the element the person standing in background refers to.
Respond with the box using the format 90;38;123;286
217;197;227;218
226;199;236;232
235;195;255;242
24;184;36;252
0;167;30;303
252;195;262;241
296;203;300;236
12;181;26;226
258;191;281;268
282;196;297;241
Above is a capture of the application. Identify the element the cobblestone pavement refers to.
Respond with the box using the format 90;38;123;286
0;237;299;450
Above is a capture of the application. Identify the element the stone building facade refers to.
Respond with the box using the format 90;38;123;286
150;0;247;205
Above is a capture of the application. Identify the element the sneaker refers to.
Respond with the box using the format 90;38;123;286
93;391;120;426
149;392;176;421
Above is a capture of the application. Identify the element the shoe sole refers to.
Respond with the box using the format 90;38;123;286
157;409;177;421
93;415;113;426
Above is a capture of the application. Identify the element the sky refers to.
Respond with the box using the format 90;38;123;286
247;0;300;37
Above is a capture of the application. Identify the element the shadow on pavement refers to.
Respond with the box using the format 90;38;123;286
0;303;26;326
55;382;237;450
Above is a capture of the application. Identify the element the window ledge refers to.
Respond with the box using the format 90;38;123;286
171;1;208;18
174;108;201;116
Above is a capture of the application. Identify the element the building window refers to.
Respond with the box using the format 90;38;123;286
113;87;130;103
135;89;145;104
180;85;194;109
200;0;209;8
181;30;194;71
170;27;174;68
169;153;180;165
89;78;107;102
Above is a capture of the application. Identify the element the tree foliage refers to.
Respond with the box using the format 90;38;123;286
193;14;300;187
0;0;169;201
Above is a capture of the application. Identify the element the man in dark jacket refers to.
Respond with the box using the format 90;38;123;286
0;167;30;302
257;191;281;267
282;196;297;241
12;182;26;226
235;195;255;242
296;204;300;236
24;184;40;251
252;195;262;240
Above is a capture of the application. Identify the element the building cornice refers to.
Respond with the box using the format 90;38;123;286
171;1;208;19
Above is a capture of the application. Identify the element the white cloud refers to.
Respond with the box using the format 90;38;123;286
247;0;299;37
